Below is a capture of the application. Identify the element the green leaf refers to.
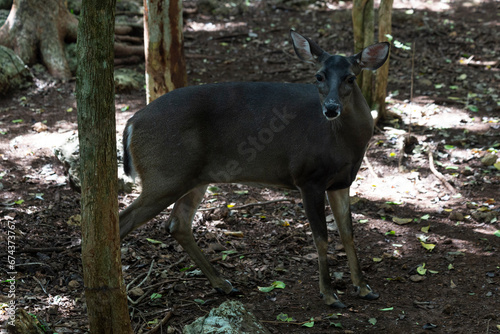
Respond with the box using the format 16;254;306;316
449;85;459;90
14;199;24;205
272;281;286;289
417;264;427;275
331;322;343;328
385;230;396;236
179;265;193;272
448;263;454;270
494;162;500;171
494;230;500;238
234;190;248;195
421;225;430;233
358;219;369;224
67;107;73;112
466;105;478;112
444;145;455;150
386;201;403;205
421;242;436;251
276;313;294;322
421;214;430;220
146;238;163;244
258;286;275;293
373;257;383;262
12;119;23;123
208;186;220;193
368;318;377;325
194;299;206;304
150;293;162;301
445;166;459;170
120;105;130;111
302;319;314;327
379;307;394;311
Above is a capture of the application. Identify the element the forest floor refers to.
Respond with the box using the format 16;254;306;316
1;0;499;333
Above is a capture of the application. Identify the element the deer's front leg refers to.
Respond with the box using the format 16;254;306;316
300;186;346;308
327;188;378;300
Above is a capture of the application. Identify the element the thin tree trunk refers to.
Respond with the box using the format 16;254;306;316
360;0;374;105
144;0;186;103
352;0;375;106
76;0;133;332
352;0;369;54
374;0;394;122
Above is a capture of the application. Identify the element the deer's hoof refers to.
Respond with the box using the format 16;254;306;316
321;293;346;308
356;285;379;300
360;291;379;300
330;300;347;308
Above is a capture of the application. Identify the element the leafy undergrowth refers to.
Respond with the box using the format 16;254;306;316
1;0;499;333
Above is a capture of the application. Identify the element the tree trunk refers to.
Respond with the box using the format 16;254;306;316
76;0;133;332
374;0;394;122
0;0;77;78
144;0;186;103
352;0;375;106
360;0;374;105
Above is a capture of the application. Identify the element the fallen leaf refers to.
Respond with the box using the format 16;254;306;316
417;263;427;275
302;319;314;327
392;217;413;225
421;225;430;233
450;280;457;288
421;242;436;251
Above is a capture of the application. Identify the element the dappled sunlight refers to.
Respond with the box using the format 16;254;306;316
186;20;247;32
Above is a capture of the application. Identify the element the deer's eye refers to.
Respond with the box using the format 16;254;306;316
315;73;325;82
347;76;356;84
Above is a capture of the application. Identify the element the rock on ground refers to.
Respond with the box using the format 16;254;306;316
183;300;271;334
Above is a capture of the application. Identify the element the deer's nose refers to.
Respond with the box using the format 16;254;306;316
323;100;342;119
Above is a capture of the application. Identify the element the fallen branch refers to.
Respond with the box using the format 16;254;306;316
199;198;293;211
18;246;79;253
144;311;173;334
363;156;381;179
428;150;457;194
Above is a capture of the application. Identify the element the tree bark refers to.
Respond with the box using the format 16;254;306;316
144;0;186;103
76;0;133;332
360;0;374;105
352;0;375;106
0;0;77;78
374;0;394;122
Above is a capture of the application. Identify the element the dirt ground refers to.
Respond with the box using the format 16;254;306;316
1;0;499;333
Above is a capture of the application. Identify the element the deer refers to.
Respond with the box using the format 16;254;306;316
119;30;390;308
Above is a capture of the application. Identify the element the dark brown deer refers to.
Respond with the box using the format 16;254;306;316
119;31;390;307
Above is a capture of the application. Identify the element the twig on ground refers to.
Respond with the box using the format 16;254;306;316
428;149;457;194
127;260;155;292
363;156;381;179
18;245;80;254
199;198;293;212
143;311;173;334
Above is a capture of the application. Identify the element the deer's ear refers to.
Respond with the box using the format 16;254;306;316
354;42;390;70
290;30;326;64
